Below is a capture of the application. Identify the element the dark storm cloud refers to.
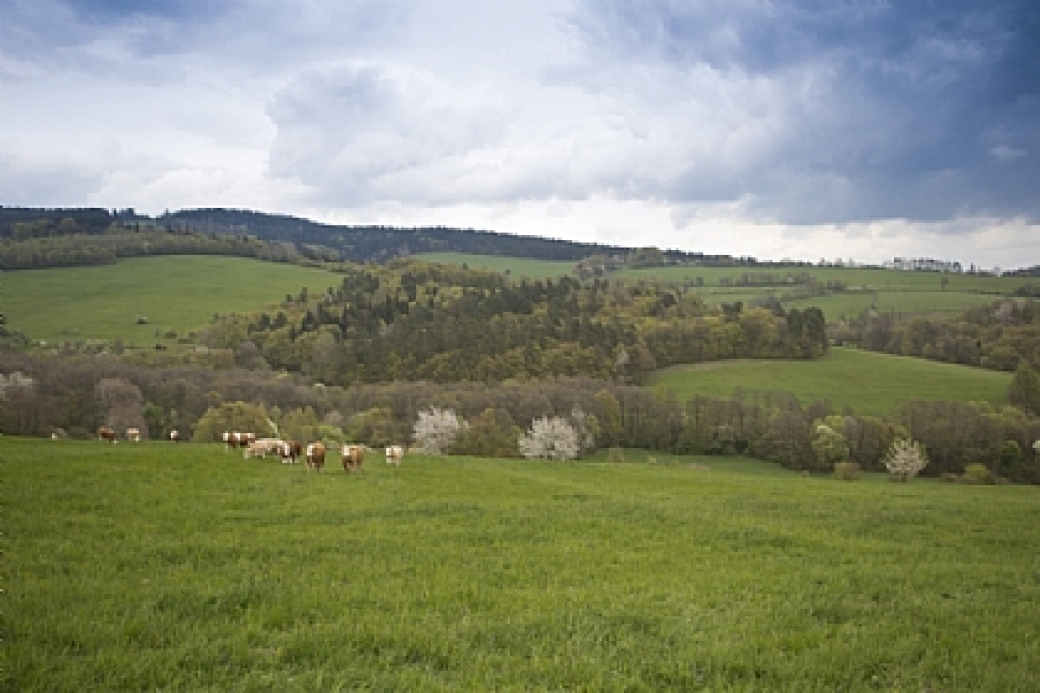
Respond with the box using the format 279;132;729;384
567;0;1040;224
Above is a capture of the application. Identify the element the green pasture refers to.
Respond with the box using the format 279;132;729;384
650;347;1013;416
5;437;1038;691
0;256;340;346
780;290;1001;321
688;288;1000;322
618;264;1038;294
416;252;576;279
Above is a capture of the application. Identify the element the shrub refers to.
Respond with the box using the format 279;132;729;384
961;463;996;485
832;462;861;480
883;438;929;481
812;422;850;471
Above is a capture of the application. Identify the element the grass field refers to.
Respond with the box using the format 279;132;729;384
415;254;1035;320
650;347;1013;416
416;253;576;279
617;264;1038;294
0;256;341;346
5;437;1038;691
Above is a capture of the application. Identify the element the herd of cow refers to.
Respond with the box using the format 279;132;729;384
95;425;405;472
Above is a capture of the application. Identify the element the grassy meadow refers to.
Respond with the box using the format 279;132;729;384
416;252;576;279
416;253;1035;320
0;256;341;346
5;437;1039;691
650;347;1013;416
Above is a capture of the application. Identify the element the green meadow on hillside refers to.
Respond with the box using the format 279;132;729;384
416;252;576;278
416;254;1035;319
0;256;340;346
618;264;1037;294
5;437;1039;691
650;347;1013;416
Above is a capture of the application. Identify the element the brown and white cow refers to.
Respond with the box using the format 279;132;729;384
305;442;326;472
280;440;302;464
98;426;117;443
341;444;365;473
169;430;180;443
385;445;404;466
126;427;141;442
222;431;255;451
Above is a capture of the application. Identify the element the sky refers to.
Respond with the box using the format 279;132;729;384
2;0;1039;270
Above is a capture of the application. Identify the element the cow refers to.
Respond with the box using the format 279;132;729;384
243;438;286;459
98;426;117;443
169;430;180;443
341;444;365;473
223;431;255;451
126;427;141;442
280;440;302;465
305;442;326;472
385;445;404;466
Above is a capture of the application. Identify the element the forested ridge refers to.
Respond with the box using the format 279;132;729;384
1;205;730;268
195;258;828;386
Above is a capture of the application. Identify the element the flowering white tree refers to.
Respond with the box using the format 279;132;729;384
518;416;580;460
883;438;929;481
412;407;466;454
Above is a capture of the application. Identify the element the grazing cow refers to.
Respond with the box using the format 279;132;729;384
385;445;404;466
169;430;180;443
98;426;117;443
280;440;302;464
341;444;365;473
243;438;286;459
305;442;326;472
126;427;141;442
223;431;255;451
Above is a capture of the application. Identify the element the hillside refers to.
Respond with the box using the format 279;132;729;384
650;347;1013;416
0;256;340;347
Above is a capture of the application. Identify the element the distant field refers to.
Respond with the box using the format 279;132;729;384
416;252;575;278
650;347;1013;416
416;256;1034;320
618;264;1038;293
7;437;1039;690
780;290;1001;321
0;256;340;346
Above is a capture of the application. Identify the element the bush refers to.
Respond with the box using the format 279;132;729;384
961;463;997;485
832;462;861;481
883;438;929;481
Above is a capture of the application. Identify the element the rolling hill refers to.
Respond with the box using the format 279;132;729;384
650;347;1013;416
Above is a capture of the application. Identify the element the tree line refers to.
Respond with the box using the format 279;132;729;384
2;353;1037;482
833;300;1040;373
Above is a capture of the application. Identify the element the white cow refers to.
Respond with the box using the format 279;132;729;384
385;445;404;466
243;438;287;459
